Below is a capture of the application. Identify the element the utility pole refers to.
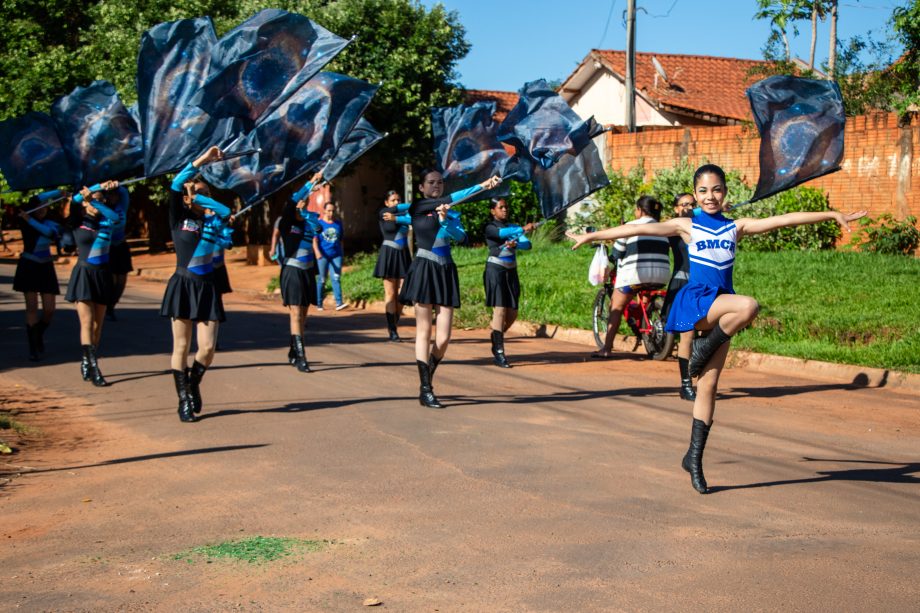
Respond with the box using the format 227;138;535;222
625;0;637;133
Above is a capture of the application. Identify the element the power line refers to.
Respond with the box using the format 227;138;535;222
598;0;618;48
648;0;680;19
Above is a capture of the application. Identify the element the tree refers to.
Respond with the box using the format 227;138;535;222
755;0;811;62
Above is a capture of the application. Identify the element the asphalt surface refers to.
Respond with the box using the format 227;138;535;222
1;262;919;611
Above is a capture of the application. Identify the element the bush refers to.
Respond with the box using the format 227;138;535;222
737;186;840;252
850;214;920;255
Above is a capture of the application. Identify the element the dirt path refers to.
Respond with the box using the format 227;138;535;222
1;263;918;611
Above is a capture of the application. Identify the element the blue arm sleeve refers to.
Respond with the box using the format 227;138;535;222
72;193;84;203
93;201;121;222
27;217;59;238
692;206;702;217
395;213;411;226
170;162;198;192
193;194;231;218
114;186;130;212
304;212;322;233
516;234;532;250
441;214;466;241
37;189;62;203
291;182;313;203
396;202;410;213
448;185;482;203
497;225;523;239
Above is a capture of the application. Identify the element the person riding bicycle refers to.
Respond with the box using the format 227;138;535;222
592;195;671;358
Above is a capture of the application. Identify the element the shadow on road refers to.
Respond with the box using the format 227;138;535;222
197;396;417;420
710;457;920;493
0;443;269;477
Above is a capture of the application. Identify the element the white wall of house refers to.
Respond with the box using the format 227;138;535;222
568;69;676;128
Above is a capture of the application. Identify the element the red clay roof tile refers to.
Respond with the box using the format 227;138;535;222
463;89;520;122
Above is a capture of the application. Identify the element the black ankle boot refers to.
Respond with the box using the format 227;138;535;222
292;334;311;373
385;312;400;342
678;357;696;401
417;360;444;409
80;345;91;380
490;330;511;368
288;335;297;366
34;320;48;354
26;325;40;362
187;360;206;413
681;418;711;494
173;369;196;422
85;344;108;387
688;325;731;378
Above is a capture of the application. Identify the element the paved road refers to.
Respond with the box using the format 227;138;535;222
1;263;918;611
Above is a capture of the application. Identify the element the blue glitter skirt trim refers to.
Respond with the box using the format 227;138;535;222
664;282;732;332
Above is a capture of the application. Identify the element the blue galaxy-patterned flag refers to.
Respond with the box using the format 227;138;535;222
747;75;845;203
0;112;80;191
191;9;351;126
137;17;245;178
321;117;386;182
431;101;511;200
529;139;610;218
51;80;144;186
202;72;378;204
498;79;605;169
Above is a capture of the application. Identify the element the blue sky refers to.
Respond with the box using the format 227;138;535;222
421;0;904;91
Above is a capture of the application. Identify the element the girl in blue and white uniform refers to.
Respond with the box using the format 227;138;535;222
399;169;502;409
16;190;65;361
569;164;865;494
375;190;412;341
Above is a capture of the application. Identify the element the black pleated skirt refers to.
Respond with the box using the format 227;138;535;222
14;258;60;295
483;263;520;309
280;265;318;307
160;269;225;322
373;245;411;279
661;276;688;320
66;262;113;304
109;242;134;274
214;264;233;295
399;257;460;308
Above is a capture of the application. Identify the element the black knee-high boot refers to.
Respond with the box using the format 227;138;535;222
80;345;91;380
292;334;311;372
26;325;40;362
417;360;444;409
428;352;443;381
678;357;696;401
288;335;297;365
83;345;108;387
34;320;48;354
173;369;196;423
490;330;511;368
187;360;207;414
681;418;711;494
385;312;400;342
688;324;731;378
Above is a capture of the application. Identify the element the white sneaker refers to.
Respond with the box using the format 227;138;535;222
335;303;348;311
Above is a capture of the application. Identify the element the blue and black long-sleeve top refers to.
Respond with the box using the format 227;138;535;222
20;190;63;263
278;182;322;270
484;220;531;269
69;189;120;266
378;202;411;250
107;186;130;246
169;162;231;276
408;186;480;263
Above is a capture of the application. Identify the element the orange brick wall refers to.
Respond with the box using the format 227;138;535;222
605;112;919;220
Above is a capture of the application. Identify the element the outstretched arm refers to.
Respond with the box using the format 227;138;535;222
737;210;867;237
567;218;688;250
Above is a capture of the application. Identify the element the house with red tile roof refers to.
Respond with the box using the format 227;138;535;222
463;89;520;122
560;49;777;128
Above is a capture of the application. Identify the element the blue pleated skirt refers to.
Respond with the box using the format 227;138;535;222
664;282;732;333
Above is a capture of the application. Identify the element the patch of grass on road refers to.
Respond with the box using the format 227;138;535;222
175;536;328;564
343;241;920;373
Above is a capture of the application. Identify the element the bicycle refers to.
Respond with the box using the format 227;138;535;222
591;265;675;360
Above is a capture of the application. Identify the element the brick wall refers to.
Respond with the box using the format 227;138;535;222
605;112;918;220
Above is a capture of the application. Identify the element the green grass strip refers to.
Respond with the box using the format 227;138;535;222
175;536;327;564
340;242;920;374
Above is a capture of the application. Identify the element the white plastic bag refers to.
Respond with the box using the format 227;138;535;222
588;244;609;286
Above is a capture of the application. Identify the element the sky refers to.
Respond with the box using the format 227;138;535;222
420;0;905;92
